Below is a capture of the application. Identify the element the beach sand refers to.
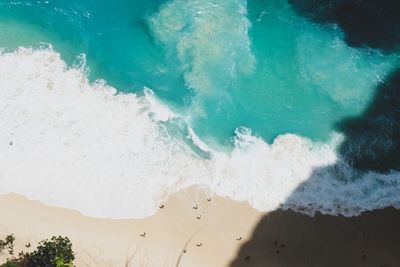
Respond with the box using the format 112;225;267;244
0;187;399;267
0;187;262;267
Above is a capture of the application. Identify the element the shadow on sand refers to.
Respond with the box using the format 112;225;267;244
229;208;400;267
230;1;400;266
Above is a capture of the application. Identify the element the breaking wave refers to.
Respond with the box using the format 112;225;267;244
1;47;399;218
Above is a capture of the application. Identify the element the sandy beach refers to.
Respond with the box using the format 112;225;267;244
0;188;400;267
0;187;262;267
0;187;400;267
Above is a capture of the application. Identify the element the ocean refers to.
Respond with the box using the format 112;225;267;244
0;0;400;218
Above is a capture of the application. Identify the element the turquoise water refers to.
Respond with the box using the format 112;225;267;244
2;0;400;219
0;0;398;148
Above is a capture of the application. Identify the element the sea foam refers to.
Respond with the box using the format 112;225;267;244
0;47;208;218
1;47;400;218
149;0;255;95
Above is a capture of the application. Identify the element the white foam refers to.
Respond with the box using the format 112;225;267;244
1;47;400;218
0;47;208;218
187;126;213;153
211;128;400;216
149;0;255;94
143;88;176;122
209;128;342;212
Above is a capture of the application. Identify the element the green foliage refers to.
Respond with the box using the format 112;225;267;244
24;236;74;267
0;261;20;267
0;236;74;267
54;256;74;267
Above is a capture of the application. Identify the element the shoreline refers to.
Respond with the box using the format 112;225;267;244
1;187;400;267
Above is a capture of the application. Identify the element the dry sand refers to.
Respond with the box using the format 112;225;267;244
0;187;262;267
0;186;399;267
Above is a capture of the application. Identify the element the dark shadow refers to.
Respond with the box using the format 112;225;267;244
230;208;400;267
288;0;400;173
337;70;400;172
288;0;400;53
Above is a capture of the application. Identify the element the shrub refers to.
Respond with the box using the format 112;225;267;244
0;236;74;267
24;236;74;267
